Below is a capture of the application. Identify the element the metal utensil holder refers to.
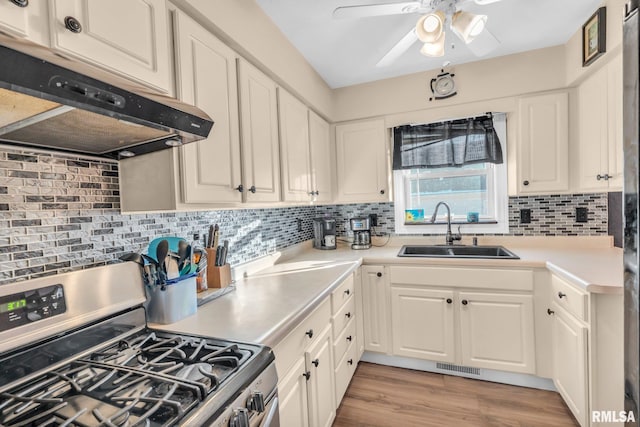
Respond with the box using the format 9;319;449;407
146;275;197;324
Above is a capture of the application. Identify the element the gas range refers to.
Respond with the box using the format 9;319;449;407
0;263;278;427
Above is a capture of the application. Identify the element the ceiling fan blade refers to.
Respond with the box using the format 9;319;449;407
473;0;502;4
376;28;419;68
465;27;500;57
333;2;422;19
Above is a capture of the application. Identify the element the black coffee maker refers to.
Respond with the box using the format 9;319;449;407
312;218;337;250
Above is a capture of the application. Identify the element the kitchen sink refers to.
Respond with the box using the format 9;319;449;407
397;245;520;259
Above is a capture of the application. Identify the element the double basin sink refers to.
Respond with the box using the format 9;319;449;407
397;245;520;259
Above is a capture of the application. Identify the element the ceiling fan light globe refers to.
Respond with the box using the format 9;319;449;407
451;11;487;43
420;32;445;57
416;11;444;43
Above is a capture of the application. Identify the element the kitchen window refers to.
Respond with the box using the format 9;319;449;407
393;113;508;234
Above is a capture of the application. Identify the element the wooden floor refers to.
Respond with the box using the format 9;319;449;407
333;362;579;427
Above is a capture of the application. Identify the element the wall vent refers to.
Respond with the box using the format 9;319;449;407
436;363;481;376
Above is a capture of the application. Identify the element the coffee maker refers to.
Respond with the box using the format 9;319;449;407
312;218;337;250
350;217;371;250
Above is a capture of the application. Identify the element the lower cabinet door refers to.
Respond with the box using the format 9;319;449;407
552;304;588;427
361;266;389;353
458;292;536;373
305;326;336;427
278;356;310;427
390;286;455;362
334;342;358;407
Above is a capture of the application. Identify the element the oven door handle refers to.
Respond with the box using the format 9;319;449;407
259;396;279;427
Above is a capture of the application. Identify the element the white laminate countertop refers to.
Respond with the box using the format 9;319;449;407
151;239;623;347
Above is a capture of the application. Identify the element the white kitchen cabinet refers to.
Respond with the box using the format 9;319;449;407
0;0;48;43
48;0;172;93
278;88;312;202
174;10;242;204
458;292;536;374
335;119;389;203
517;91;569;193
354;268;365;359
391;287;455;362
279;356;310;427
361;265;390;353
308;111;333;203
577;56;623;191
305;325;336;427
237;58;281;203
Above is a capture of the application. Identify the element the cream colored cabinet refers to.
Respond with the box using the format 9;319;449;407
330;273;358;406
0;0;48;42
305;325;336;427
577;56;623;191
391;287;455;362
361;265;390;353
48;0;172;93
175;10;242;204
354;268;365;359
335;119;389;203
551;302;588;427
458;292;535;374
279;356;310;427
278;89;312;202
238;59;281;203
517;91;569;193
308;111;332;203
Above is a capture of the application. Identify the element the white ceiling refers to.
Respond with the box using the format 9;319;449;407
255;0;604;88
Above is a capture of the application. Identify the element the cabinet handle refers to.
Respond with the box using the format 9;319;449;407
376;272;382;277
64;16;82;33
461;299;468;305
344;289;351;296
312;358;319;367
345;312;351;319
303;371;311;381
315;191;320;196
597;174;603;181
308;191;315;196
597;174;610;181
346;335;353;342
557;292;566;299
347;359;354;365
235;184;244;193
10;0;28;7
305;329;314;339
523;180;530;186
446;298;453;304
380;189;385;195
249;185;257;193
547;308;555;315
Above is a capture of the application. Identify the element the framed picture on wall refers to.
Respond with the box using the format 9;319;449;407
582;7;606;67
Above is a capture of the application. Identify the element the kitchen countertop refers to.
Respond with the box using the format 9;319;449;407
152;239;623;347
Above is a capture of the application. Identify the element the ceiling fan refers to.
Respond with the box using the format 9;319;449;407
333;0;503;67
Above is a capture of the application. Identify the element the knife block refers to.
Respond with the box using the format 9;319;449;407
207;263;231;288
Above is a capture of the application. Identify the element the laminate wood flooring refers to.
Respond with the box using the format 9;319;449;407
333;362;579;427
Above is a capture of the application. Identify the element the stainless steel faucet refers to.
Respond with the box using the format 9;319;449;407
430;201;462;246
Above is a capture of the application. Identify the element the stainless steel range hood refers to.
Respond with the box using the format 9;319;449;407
0;34;213;159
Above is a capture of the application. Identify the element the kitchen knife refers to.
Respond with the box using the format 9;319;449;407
222;240;229;265
207;225;214;248
213;224;220;249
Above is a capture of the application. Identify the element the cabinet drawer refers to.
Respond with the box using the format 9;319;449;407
551;275;589;322
334;317;356;364
273;298;331;378
332;296;355;338
331;274;355;314
334;342;358;406
389;266;533;291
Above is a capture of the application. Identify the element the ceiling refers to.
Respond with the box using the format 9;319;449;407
255;0;604;88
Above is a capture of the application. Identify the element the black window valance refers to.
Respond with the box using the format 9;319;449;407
392;114;504;170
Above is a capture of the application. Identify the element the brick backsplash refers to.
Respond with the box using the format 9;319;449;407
0;145;610;284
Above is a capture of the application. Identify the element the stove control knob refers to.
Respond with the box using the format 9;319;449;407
229;408;250;427
247;391;265;413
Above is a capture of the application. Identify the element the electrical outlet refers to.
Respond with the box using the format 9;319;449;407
369;213;378;226
520;209;531;224
576;207;588;223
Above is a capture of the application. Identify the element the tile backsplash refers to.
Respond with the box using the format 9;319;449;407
0;145;612;284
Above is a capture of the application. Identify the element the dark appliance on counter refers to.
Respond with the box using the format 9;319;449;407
350;217;372;250
0;33;213;159
0;263;279;426
313;217;337;250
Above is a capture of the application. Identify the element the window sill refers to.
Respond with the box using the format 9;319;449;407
404;220;499;226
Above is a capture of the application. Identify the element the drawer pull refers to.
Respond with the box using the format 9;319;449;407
547;308;555;315
446;298;452;304
312;358;319;367
303;371;311;381
376;272;382;277
235;184;244;193
305;329;314;339
64;16;82;33
347;359;354;365
461;299;468;306
249;185;257;193
344;289;351;296
346;335;352;342
558;292;566;299
345;312;352;319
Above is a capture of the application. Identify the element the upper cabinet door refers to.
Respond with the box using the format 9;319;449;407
0;0;48;42
278;88;312;202
49;0;172;93
606;55;623;190
335;119;389;203
237;59;281;203
308;111;332;203
174;10;242;204
517;92;569;194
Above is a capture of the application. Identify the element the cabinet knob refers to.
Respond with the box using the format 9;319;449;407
344;289;351;296
345;312;351;319
303;371;311;381
380;189;385;195
604;174;610;180
346;335;353;342
597;174;603;181
461;299;468;305
446;298;453;304
305;329;314;338
235;184;244;193
347;359;354;365
523;180;530;186
558;292;566;299
10;0;28;7
249;185;256;193
64;16;82;33
315;191;320;196
547;308;555;315
376;272;382;277
308;191;315;196
312;358;319;367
